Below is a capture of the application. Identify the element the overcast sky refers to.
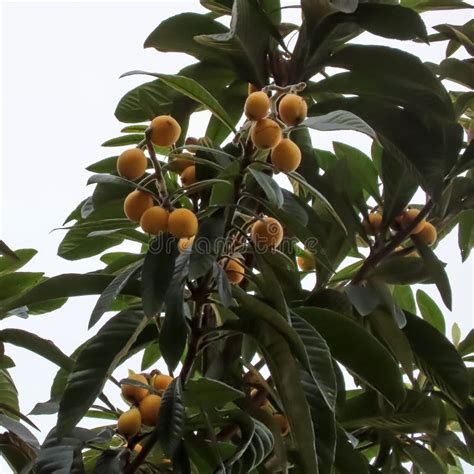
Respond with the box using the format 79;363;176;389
1;2;473;472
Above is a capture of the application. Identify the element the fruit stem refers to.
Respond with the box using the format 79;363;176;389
144;128;171;209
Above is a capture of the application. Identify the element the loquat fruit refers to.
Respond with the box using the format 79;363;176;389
140;206;169;235
250;119;282;150
178;235;195;252
117;148;147;181
150;115;181;147
153;374;173;392
121;373;149;404
139;394;162;426
363;212;383;235
273;413;290;437
417;221;437;246
401;209;426;235
168;208;198;239
117;408;142;438
270;138;301;173
223;258;245;285
180;165;196;187
251;217;284;249
244;91;270;121
124;191;154;223
278;94;307;126
297;253;315;272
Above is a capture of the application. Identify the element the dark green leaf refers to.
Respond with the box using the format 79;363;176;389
403;311;469;407
0;415;39;450
101;134;144;147
57;310;148;436
334;427;369;474
0;241;19;261
88;260;142;328
0;272;44;301
439;58;474;89
304;110;375;137
142;233;179;318
248;168;284;208
295;307;406;407
184;378;245;408
158;379;186;457
402;441;447;474
141;343;161;371
458;209;474;262
416;290;446;335
459;330;474;357
93;448;130;473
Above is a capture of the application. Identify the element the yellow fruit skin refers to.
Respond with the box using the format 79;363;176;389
150;115;181;147
401;209;426;235
417;222;437;246
153;374;173;391
124;191;154;223
139;394;162;426
297;254;315;272
224;259;245;284
117;408;142;438
180;165;196;186
273;414;290;437
178;236;195;252
363;213;383;235
121;373;149;404
251;119;282;149
140;206;169;235
117;148;148;180
251;217;284;249
168;208;198;239
278;94;308;126
271;138;301;173
244;91;270;121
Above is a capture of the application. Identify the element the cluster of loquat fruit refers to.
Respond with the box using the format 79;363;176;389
111;85;312;285
364;208;437;247
116;372;174;453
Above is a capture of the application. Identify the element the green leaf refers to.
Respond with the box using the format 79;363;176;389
0;415;40;450
393;285;417;314
161;251;190;371
458;209;474;262
141;343;161;371
352;4;427;41
57;310;148;436
295;307;406;407
158;379;185;457
403;311;469;407
439;58;474;89
333;427;369;474
189;209;225;280
402;441;447;474
0;432;37;473
195;0;272;87
0;370;18;415
0;249;37;276
0;273;140;317
0;329;72;371
459;330;474;357
0;241;19;261
144;13;229;64
184;378;245;408
141;233;179;318
416;290;446;335
93;448;129;473
412;237;452;310
101;133;144;147
88;260;143;328
247;319;319;473
122;71;236;135
339;390;440;433
248;167;284;208
0;272;44;301
304;110;375;137
290;313;337;411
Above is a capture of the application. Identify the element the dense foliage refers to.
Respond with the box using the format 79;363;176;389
1;1;474;472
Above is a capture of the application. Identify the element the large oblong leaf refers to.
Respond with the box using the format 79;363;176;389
403;311;469;407
141;233;179;318
121;71;236;134
295;307;406;407
57;310;148;436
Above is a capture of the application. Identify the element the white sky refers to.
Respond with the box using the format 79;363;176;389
0;1;473;472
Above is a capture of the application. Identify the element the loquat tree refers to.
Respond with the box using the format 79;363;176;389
1;1;474;473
